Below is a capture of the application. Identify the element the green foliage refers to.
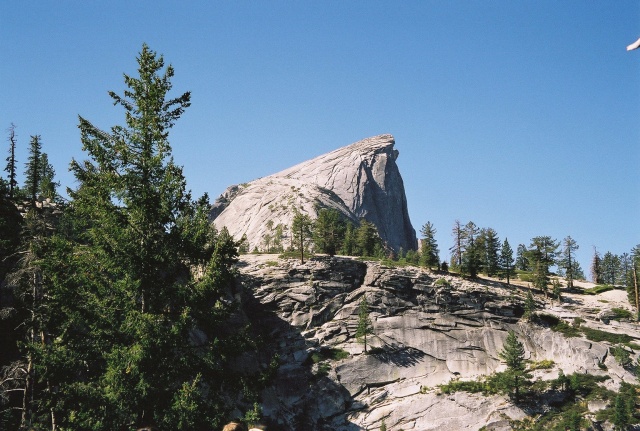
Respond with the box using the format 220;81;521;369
308;348;350;363
23;134;42;205
356;295;374;352
380;418;387;431
498;330;531;401
611;345;632;367
610;308;632;320
583;284;616;295
581;327;632;344
527;359;555;370
434;277;450;287
354;219;382;257
420;221;439;269
312;207;346;256
523;291;536;321
291;210;313;263
500;238;515;285
516;270;534;282
1;45;257;431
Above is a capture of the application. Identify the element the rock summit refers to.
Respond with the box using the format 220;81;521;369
210;134;417;252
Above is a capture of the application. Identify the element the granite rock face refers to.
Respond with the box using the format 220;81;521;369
236;255;640;431
210;134;417;252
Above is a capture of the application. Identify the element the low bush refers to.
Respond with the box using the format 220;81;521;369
528;359;555;370
434;277;450;287
583;284;615;295
581;327;632;344
611;308;632;320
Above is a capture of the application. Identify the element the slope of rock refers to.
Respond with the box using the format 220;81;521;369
235;255;640;431
210;135;417;252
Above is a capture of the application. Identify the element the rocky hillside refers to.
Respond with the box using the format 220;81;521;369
210;135;417;252
235;254;639;431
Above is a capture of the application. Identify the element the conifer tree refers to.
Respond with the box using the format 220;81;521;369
292;210;313;263
312;207;345;256
340;221;356;256
515;244;529;271
23;135;42;207
500;238;514;285
449;220;463;270
355;219;380;257
25;45;250;431
356;295;373;353
420;221;439;269
601;251;620;285
5;123;17;199
591;247;603;284
498;330;530;402
37;153;58;200
559;236;579;290
526;236;558;297
480;227;500;276
460;221;480;277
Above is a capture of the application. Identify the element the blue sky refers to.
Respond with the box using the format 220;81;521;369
1;1;638;277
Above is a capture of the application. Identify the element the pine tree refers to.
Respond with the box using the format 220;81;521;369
590;247;603;284
449;220;464;270
356;295;374;353
5;123;18;199
37;153;58;200
292;210;313;263
27;45;250;430
601;252;620;285
460;221;480;277
558;236;579;290
526;236;559;297
500;238;515;285
523;290;536;320
340;221;356;256
498;330;530;402
312;208;346;256
480;228;500;277
23;135;42;207
515;244;529;271
420;221;439;270
355;219;380;257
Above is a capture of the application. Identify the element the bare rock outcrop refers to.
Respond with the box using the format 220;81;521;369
236;255;640;431
210;134;417;252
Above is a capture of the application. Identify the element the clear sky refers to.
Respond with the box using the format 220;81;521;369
1;1;639;278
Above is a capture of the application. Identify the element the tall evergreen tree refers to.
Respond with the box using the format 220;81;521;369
354;219;380;257
526;236;558;297
449;220;463;270
460;221;480;277
312;207;345;256
37;153;58;200
292;210;313;263
515;244;529;271
601;251;620;285
479;227;500;277
340;221;356;256
21;45;252;431
500;238;515;285
626;245;640;312
498;330;530;402
5;123;17;199
419;221;439;270
23;135;42;207
355;295;373;353
590;247;603;284
558;236;579;290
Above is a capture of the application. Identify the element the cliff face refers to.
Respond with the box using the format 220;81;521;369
210;134;417;252
236;255;639;431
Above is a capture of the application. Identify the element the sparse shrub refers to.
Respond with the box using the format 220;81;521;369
265;260;279;267
611;308;632;320
528;359;555;370
581;327;632;344
583;284;615;295
434;277;450;287
611;345;632;367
